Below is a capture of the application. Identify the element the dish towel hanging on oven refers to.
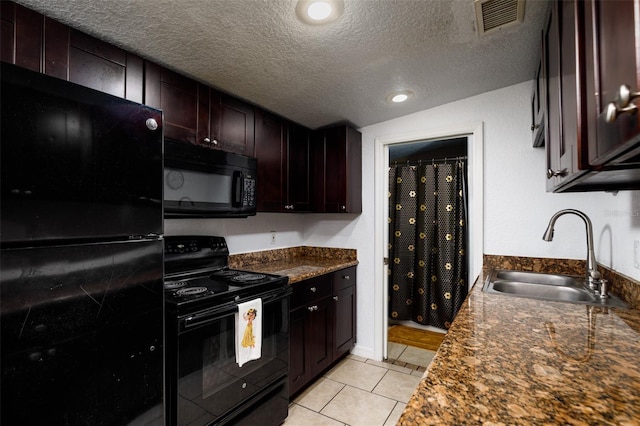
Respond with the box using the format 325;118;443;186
236;298;262;367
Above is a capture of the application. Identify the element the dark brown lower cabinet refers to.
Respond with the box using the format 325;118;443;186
289;266;357;398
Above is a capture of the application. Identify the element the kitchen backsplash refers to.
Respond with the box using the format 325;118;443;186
229;246;357;269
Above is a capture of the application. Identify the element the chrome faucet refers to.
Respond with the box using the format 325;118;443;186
542;209;608;298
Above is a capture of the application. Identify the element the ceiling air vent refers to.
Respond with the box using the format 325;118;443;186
474;0;525;36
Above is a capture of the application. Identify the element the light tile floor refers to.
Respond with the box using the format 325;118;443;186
283;342;437;426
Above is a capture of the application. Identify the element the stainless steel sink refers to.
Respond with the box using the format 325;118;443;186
483;269;629;308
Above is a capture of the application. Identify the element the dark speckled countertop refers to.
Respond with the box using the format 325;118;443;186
399;260;640;425
228;246;358;284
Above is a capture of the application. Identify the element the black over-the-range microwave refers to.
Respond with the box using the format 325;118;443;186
164;139;257;218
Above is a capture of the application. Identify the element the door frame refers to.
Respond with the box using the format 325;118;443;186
373;122;484;360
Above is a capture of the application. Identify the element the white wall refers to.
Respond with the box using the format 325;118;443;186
165;79;640;361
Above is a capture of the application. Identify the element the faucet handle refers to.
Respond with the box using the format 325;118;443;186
587;270;601;290
597;278;609;299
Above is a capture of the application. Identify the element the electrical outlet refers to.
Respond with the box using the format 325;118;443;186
635;240;639;270
271;231;276;245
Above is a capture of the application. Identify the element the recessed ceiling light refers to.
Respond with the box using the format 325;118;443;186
308;2;332;20
386;90;415;104
296;0;343;25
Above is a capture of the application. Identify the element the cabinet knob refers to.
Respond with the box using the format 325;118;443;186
341;205;346;211
530;123;540;131
310;287;317;292
203;137;211;144
605;84;640;123
546;168;568;179
343;275;350;280
308;305;318;312
605;101;637;123
615;84;640;108
333;296;339;301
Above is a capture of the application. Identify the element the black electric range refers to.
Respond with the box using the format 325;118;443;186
163;235;292;426
164;235;289;314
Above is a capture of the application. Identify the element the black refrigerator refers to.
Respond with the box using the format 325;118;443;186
1;62;165;425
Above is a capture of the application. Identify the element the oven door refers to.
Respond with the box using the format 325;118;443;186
167;287;291;426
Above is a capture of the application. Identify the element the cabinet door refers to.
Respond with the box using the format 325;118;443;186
255;109;285;212
332;267;356;359
544;0;589;191
531;41;545;148
323;125;348;212
288;296;332;397
307;297;333;376
68;30;143;102
287;122;312;211
145;64;200;144
43;17;69;81
1;2;42;72
333;285;355;359
313;125;362;213
289;306;311;397
212;94;255;155
586;0;640;166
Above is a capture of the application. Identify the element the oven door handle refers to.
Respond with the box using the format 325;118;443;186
181;287;291;329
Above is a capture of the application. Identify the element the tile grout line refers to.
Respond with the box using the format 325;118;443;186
382;401;403;426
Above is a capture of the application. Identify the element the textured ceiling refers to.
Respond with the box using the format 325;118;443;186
15;0;550;129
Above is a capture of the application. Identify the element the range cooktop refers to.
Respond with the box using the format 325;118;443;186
163;236;288;314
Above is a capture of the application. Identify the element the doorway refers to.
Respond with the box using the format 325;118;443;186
387;137;467;339
373;122;484;361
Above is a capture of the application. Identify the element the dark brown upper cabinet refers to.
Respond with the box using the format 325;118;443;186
313;124;362;213
255;109;285;211
584;0;640;168
144;63;202;144
211;93;255;156
68;30;144;103
1;2;42;72
543;0;640;192
286;122;312;212
144;65;254;155
1;2;142;102
254;112;312;212
531;37;546;148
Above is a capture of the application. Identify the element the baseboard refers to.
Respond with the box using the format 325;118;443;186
350;343;378;361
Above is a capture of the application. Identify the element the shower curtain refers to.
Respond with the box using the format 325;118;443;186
388;159;467;329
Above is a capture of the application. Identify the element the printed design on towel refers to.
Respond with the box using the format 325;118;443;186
236;298;262;367
241;308;257;349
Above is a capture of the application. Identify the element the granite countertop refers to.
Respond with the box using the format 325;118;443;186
399;269;640;425
229;246;358;284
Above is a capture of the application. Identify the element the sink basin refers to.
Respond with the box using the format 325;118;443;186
483;269;629;308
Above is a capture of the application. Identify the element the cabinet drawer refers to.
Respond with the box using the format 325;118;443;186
291;275;331;309
333;266;356;292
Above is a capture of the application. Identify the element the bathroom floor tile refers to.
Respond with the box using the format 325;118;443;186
397;345;436;367
387;342;407;360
